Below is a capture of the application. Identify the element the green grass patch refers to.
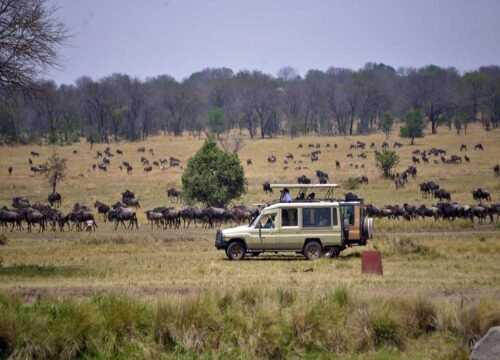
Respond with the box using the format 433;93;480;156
0;264;90;278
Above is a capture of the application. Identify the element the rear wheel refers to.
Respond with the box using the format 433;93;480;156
304;241;323;260
226;241;245;261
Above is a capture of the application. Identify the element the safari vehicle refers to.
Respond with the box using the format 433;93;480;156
215;184;373;260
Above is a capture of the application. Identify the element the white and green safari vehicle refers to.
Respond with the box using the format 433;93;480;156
215;184;373;260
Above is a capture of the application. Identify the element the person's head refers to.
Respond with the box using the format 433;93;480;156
284;187;289;193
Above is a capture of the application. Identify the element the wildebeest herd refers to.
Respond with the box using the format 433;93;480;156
2;140;498;233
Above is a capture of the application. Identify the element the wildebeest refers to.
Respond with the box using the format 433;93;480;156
460;144;467;151
405;166;417;179
169;157;181;167
419;181;440;198
474;143;484;151
30;151;39;157
246;159;252;165
108;207;138;230
167;187;182;202
297;175;311;184
393;142;403;148
123;197;140;209
472;188;491;202
267;155;277;163
145;210;164;229
335;160;340;169
8;166;12;175
285;152;294;160
144;165;153;172
94;201;110;222
98;163;107;171
48;192;62;207
262;181;272;194
434;189;451;202
493;165;499;177
116;149;123;155
354;176;368;185
137;146;145;153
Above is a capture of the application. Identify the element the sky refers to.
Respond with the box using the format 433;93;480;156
46;0;500;85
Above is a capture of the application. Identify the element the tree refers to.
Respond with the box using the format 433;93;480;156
400;108;425;145
181;136;247;208
375;149;399;178
380;112;395;139
0;0;69;96
206;107;225;138
45;151;67;193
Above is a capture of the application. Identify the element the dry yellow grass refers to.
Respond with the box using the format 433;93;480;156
0;122;498;304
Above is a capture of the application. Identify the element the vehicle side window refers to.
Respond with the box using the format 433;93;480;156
332;207;338;226
282;208;298;227
303;208;331;227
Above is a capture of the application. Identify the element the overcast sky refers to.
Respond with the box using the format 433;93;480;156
46;0;500;85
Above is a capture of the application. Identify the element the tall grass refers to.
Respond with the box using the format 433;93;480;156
0;289;499;359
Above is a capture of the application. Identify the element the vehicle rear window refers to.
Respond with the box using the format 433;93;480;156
303;208;331;227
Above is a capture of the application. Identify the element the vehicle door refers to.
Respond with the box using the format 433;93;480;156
278;207;300;250
247;210;279;250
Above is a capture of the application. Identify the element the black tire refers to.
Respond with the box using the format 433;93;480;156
226;241;246;261
304;241;323;260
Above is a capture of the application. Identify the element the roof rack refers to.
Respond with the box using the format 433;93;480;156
270;183;340;200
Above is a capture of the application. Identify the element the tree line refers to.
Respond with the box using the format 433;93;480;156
1;63;499;145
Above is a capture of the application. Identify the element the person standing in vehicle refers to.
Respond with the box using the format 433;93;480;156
280;188;292;202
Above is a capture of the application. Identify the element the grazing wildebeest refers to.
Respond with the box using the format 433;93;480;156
94;201;110;222
285;152;294;160
474;143;484;151
167;187;182;202
297;175;311;184
8;166;12;175
405;166;417;179
412;156;420;164
493;165;499;177
143;165;153;172
355;176;368;185
126;165;133;174
335;160;340;169
30;151;39;157
116;149;123;155
393;142;403;148
48;192;62;207
246;159;252;165
464;155;470;163
267;155;277;163
169;157;181;167
434;189;451;202
137;146;145;152
262;181;272;194
98;163;107;171
472;188;491;202
460;144;467;151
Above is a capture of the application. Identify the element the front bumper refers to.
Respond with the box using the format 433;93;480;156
215;229;227;250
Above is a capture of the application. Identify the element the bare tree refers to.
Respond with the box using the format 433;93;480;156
45;151;67;193
0;0;69;96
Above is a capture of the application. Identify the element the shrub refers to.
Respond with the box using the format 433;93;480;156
343;177;359;190
182;135;247;207
370;310;404;349
375;149;400;178
405;297;437;337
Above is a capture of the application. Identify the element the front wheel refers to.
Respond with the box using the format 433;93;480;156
304;241;323;260
226;241;246;261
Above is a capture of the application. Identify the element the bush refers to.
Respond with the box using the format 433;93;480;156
343;177;359;190
182;135;247;207
375;149;400;178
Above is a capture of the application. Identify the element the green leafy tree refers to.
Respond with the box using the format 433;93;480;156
45;151;67;193
182;135;247;207
400;108;425;145
375;149;400;178
206;107;225;138
380;112;395;139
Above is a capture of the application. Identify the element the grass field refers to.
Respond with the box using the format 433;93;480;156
0;123;499;358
